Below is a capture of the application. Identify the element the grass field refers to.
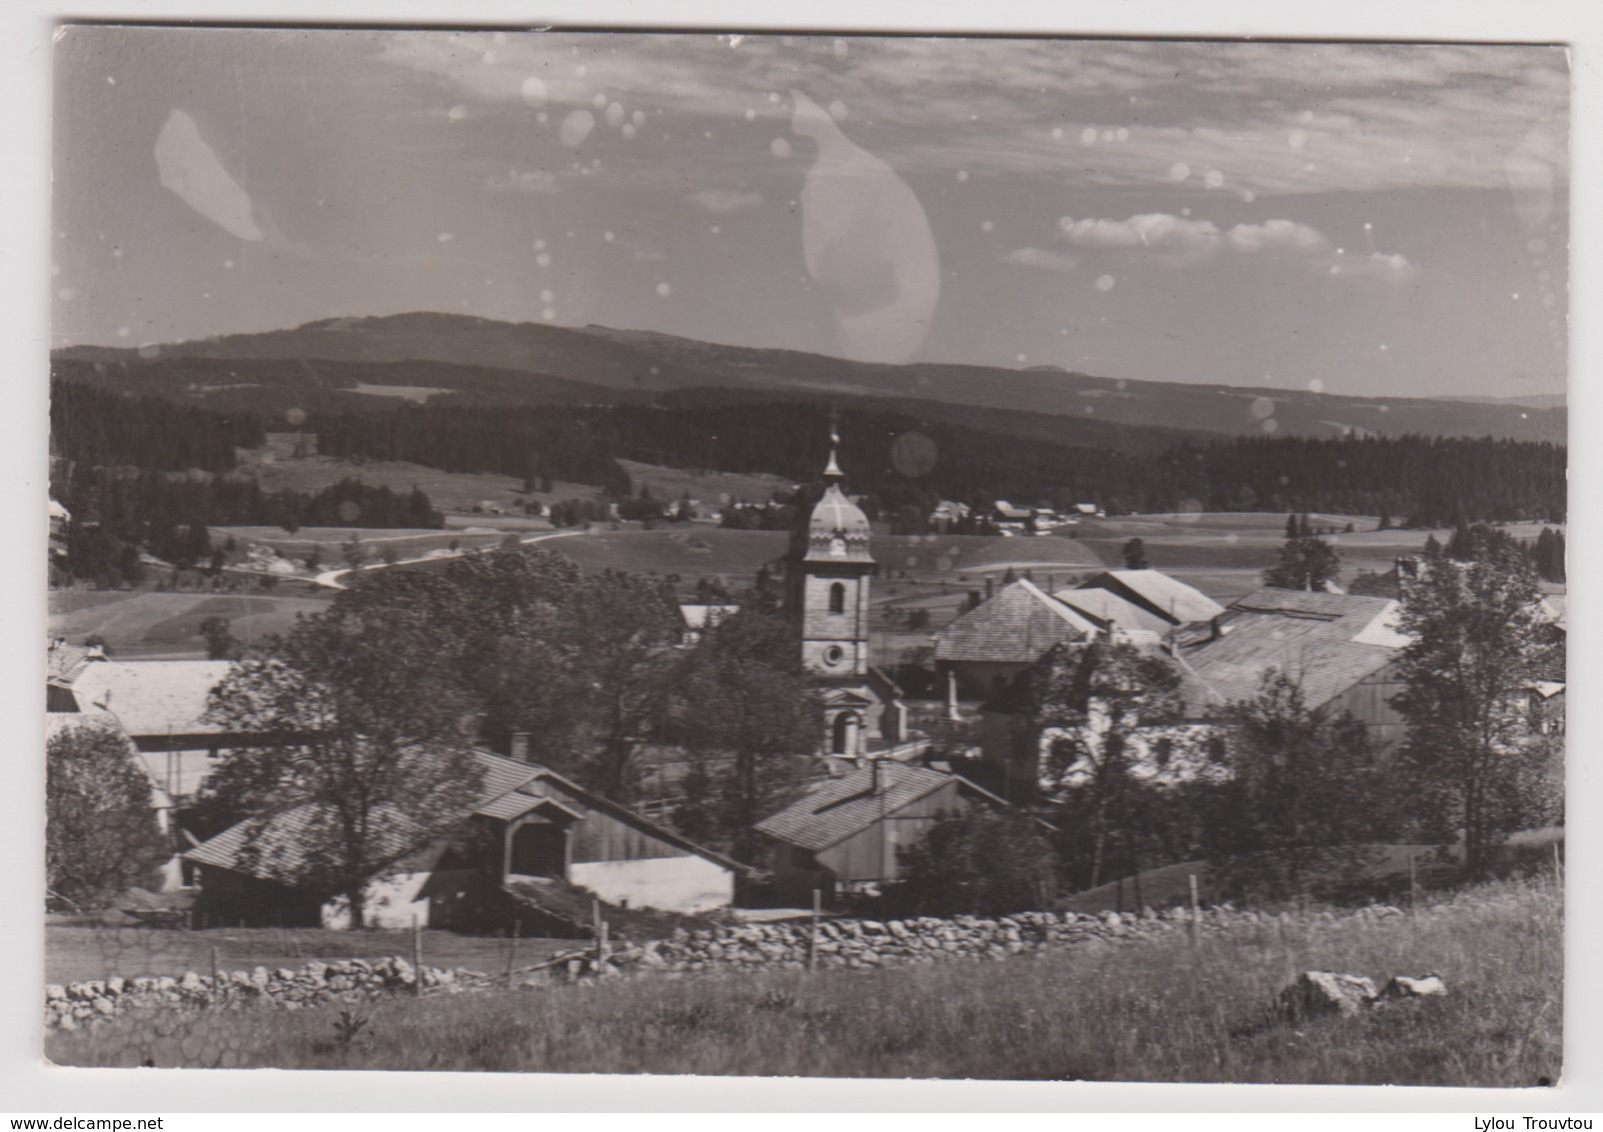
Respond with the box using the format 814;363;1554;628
47;591;330;659
46;878;1561;1084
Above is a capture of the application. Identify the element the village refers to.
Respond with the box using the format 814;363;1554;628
44;419;1568;943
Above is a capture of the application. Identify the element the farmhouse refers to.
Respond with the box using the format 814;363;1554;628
50;658;249;806
755;760;1009;903
184;748;740;929
1173;587;1412;746
935;578;1099;706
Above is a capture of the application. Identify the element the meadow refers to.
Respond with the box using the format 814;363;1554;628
46;878;1560;1086
46;591;330;659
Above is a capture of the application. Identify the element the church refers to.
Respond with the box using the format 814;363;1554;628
784;420;909;765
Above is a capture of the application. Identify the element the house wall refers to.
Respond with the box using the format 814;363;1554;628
948;659;1032;700
816;781;971;883
560;795;692;864
569;855;733;913
319;867;482;930
1324;660;1409;748
191;865;323;928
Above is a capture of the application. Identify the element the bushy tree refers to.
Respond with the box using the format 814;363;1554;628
203;605;484;927
1122;537;1149;570
1391;542;1560;874
1263;536;1340;591
47;725;169;909
896;810;1059;916
1203;670;1400;901
667;608;819;863
1021;640;1193;889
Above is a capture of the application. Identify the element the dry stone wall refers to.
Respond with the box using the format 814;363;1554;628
46;903;1410;1030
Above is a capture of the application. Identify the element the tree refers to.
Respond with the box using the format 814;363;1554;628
668;608;819;863
895;810;1059;916
1390;543;1560;875
1203;670;1399;901
1285;513;1300;540
1263;536;1340;592
340;535;368;574
47;724;169;909
203;606;485;928
1021;640;1191;889
199;616;240;661
1121;537;1149;570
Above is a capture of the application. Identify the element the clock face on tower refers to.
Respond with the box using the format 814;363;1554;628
824;645;845;667
829;535;846;558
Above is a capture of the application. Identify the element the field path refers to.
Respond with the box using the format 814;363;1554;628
311;528;589;590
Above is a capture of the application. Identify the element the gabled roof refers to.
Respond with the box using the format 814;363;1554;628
47;642;105;687
1052;586;1174;636
755;762;1008;853
1076;570;1226;626
935;579;1097;664
1176;587;1405;712
186;746;743;884
67;660;237;737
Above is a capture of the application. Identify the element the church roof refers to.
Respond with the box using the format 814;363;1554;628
755;762;1007;852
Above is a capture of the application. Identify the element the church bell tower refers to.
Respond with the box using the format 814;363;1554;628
791;413;876;681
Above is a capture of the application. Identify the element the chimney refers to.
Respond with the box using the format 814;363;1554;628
985;576;995;600
85;644;105;661
871;757;885;796
509;731;531;762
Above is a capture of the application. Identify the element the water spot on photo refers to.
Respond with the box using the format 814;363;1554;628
745;108;757;121
137;343;160;359
285;407;307;426
337;501;361;523
1224;532;1239;544
560;110;595;148
1115;128;1129;142
1081;127;1097;145
833;38;849;61
791;89;941;364
1261;418;1279;434
1205;169;1224;188
1289;129;1308;149
981;221;994;233
957;171;969;183
542;307;556;320
540;289;554;303
771;137;793;158
591;93;608;110
603;231;615;242
829;100;848;122
536;253;551;267
1168;162;1190;181
621;124;636;140
656;282;672;297
437;232;453;242
936;556;953;572
1307;379;1324;393
1095;274;1115;292
1250;396;1275;420
154;109;264;241
606;102;626;129
117;326;131;338
1051;127;1064;140
448;104;470;122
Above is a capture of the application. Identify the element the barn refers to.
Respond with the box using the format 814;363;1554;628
184;748;740;929
755;761;1009;904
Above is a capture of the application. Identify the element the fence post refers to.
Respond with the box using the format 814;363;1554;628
412;915;423;996
210;945;220;990
1187;873;1200;950
808;888;821;972
1408;852;1419;915
506;921;520;989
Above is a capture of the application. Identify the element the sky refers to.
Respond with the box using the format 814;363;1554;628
51;28;1570;399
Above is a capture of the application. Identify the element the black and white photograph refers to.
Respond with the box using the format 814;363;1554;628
40;20;1569;1090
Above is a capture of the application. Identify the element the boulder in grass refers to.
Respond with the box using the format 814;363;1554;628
1278;971;1379;1019
1382;974;1448;1000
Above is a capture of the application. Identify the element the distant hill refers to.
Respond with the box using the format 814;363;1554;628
55;312;1565;445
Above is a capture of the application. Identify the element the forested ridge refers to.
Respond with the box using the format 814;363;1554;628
52;375;1566;528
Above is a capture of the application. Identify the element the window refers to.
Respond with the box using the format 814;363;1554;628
829;582;846;614
825;645;845;666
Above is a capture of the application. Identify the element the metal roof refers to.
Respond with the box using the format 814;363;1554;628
1077;570;1226;626
1177;588;1405;712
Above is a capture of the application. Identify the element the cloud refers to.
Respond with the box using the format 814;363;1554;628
1040;212;1417;281
687;188;763;215
1002;247;1080;273
1224;220;1332;256
483;169;561;194
1327;251;1420;281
